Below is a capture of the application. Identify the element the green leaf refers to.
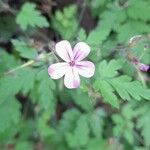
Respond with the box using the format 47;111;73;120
65;115;90;148
51;5;78;40
127;0;150;21
101;8;126;32
37;109;56;138
0;76;22;104
95;80;119;108
15;141;33;150
16;2;49;30
77;28;87;41
59;108;81;132
86;138;107;150
0;97;21;132
0;15;17;43
87;26;111;46
36;68;56;110
74;115;90;146
12;39;37;59
130;40;150;64
137;110;150;147
98;60;122;78
112;104;135;144
117;21;150;42
0;50;20;74
91;0;106;8
70;90;93;112
94;60;150;108
109;76;150;101
0;68;37;104
18;68;37;95
89;108;105;137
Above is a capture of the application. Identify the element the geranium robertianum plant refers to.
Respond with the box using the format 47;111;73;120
0;1;150;150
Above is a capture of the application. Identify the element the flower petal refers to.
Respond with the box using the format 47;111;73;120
64;67;80;89
73;42;91;62
75;61;95;78
138;63;149;72
55;40;74;62
48;62;69;79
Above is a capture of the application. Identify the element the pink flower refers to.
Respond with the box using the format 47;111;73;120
48;40;95;89
138;63;149;72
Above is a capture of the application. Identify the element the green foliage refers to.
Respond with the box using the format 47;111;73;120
88;108;105;138
12;39;37;59
127;0;150;21
137;108;150;147
0;15;17;43
87;26;111;46
70;89;93;112
65;115;90;148
94;60;150;108
15;141;33;150
0;0;150;149
36;68;56;110
0;97;21;132
89;0;150;43
0;75;22;104
0;68;38;103
112;103;135;144
16;2;49;30
0;50;19;74
51;5;78;40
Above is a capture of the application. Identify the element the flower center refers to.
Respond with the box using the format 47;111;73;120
69;61;75;67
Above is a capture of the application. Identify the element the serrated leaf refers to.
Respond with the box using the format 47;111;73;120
0;50;20;74
109;76;150;101
87;28;111;46
66;115;90;148
77;28;87;41
117;21;150;42
52;5;78;40
99;60;122;78
74;115;90;146
0;97;21;132
16;2;49;30
95;80;119;108
112;104;135;144
127;0;150;21
94;59;150;108
137;110;150;146
18;68;37;95
59;108;81;132
0;68;38;104
12;39;37;59
89;108;105;137
0;76;22;104
70;90;93;112
36;68;56;110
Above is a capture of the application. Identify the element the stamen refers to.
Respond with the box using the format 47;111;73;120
69;61;75;66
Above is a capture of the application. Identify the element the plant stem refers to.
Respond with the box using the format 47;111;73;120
5;52;54;75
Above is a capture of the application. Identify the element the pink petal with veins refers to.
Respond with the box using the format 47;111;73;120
48;41;95;89
55;40;74;62
48;62;69;79
73;42;90;62
64;67;80;89
76;61;95;78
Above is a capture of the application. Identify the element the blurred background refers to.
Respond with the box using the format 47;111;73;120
0;0;150;150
